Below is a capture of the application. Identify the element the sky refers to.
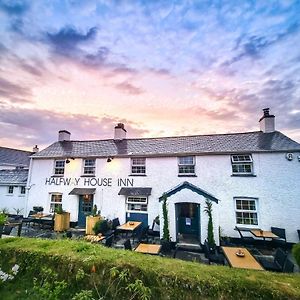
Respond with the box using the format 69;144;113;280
0;0;300;150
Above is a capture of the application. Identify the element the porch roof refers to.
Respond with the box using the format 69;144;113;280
159;181;219;203
118;187;152;196
69;188;96;195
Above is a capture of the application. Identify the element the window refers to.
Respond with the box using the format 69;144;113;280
126;196;148;212
83;159;96;175
8;186;14;194
20;186;26;195
231;154;253;175
50;194;62;213
131;158;146;175
235;198;258;225
178;156;195;175
54;160;65;175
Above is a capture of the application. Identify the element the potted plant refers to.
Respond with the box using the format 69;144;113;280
0;212;8;238
54;206;70;232
160;194;171;252
93;219;110;236
86;204;102;235
204;199;216;251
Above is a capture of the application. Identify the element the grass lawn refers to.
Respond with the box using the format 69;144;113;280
0;237;299;299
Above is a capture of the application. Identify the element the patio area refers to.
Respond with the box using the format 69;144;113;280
2;219;299;274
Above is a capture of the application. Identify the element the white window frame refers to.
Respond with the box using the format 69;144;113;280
20;186;26;195
126;196;148;213
178;156;195;175
49;193;63;213
8;186;14;194
234;197;258;226
83;158;96;176
54;160;65;176
231;154;253;175
131;158;146;175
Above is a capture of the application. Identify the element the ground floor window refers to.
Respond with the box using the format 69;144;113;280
50;193;62;213
235;198;258;225
126;196;148;212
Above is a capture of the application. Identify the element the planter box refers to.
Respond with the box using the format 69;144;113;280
54;212;70;232
86;216;101;235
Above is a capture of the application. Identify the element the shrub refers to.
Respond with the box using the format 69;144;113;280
93;219;109;235
292;243;300;268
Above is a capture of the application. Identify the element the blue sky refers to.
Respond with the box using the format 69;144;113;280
0;0;300;149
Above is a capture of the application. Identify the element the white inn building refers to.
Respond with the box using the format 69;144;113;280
25;109;300;244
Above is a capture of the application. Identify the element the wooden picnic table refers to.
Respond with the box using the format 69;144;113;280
31;213;52;219
117;221;142;242
250;229;278;240
221;246;264;270
135;243;161;255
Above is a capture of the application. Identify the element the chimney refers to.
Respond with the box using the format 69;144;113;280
259;108;275;133
114;123;126;140
32;145;39;153
58;130;71;141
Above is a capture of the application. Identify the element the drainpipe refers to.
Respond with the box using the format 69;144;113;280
24;158;34;217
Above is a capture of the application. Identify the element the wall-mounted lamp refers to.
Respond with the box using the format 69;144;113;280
66;157;75;164
107;157;114;163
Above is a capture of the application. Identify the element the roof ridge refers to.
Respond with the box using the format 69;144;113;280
0;146;32;153
59;130;264;143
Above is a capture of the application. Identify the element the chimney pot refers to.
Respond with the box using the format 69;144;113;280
114;123;126;140
259;108;275;133
32;145;39;153
58;130;71;141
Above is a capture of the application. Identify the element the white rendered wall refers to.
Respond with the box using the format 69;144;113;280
0;185;26;215
27;151;300;243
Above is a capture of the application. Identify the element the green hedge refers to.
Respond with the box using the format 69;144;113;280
0;238;300;299
293;243;300;268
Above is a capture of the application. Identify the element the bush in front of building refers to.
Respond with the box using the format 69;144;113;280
0;238;300;299
93;219;110;235
292;243;300;268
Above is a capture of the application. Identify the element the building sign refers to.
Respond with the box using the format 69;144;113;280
45;177;134;187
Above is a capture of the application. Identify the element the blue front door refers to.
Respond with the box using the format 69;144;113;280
78;195;94;227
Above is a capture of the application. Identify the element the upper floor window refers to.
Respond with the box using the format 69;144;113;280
235;198;258;225
50;193;62;213
131;158;146;175
20;186;26;195
8;186;14;194
231;154;253;175
178;156;195;175
54;160;65;175
83;159;96;175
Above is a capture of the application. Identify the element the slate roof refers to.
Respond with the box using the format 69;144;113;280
0;169;28;185
0;147;32;167
32;131;300;159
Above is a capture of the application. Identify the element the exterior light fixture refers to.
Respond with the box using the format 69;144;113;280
107;157;114;162
66;159;70;164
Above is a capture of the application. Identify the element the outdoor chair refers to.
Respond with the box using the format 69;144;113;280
137;226;149;243
271;227;287;248
104;235;114;247
257;248;287;272
123;239;132;251
148;220;160;240
235;226;255;246
40;214;55;230
203;240;224;265
282;258;295;273
22;210;35;227
0;225;14;238
107;218;121;238
297;230;300;241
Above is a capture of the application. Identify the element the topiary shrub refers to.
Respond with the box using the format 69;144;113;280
292;243;300;268
93;219;109;235
204;199;215;248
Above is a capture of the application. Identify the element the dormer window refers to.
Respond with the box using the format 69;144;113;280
178;156;195;175
231;154;253;175
83;159;96;175
54;160;65;175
